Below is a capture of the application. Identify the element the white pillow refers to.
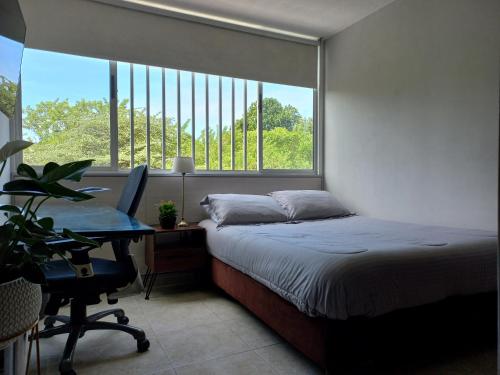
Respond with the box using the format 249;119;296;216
200;194;288;226
269;190;350;220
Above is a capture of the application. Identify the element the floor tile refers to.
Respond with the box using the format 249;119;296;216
255;343;323;375
202;294;249;321
174;351;278;375
159;321;250;367
144;295;221;336
225;314;282;349
73;336;170;375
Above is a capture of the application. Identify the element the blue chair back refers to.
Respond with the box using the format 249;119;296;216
112;165;148;261
116;164;149;216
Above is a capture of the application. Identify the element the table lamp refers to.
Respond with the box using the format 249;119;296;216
172;156;195;227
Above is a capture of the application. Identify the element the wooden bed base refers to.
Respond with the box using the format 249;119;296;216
211;257;496;372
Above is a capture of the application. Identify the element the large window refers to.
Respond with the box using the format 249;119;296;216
21;49;316;173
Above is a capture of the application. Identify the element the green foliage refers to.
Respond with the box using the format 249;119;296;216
0;75;18;118
0;142;107;283
24;99;111;166
246;97;302;131
23;97;313;171
158;200;177;218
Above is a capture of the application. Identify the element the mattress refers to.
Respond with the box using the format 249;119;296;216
199;216;497;320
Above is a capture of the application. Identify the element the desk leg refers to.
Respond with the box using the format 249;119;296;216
145;273;157;300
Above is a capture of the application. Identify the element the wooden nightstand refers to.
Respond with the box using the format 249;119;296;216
144;224;208;299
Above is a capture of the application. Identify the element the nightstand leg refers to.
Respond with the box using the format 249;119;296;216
145;273;157;300
143;268;151;286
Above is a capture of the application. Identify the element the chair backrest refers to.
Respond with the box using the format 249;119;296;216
116;164;149;216
112;164;148;261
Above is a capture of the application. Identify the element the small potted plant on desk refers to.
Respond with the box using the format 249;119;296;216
158;200;177;229
0;140;104;350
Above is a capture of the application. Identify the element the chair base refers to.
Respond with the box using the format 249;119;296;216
39;299;149;374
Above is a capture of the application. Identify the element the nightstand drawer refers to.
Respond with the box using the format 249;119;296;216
152;252;208;273
153;246;205;256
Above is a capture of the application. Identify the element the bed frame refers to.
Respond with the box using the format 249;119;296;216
211;257;496;373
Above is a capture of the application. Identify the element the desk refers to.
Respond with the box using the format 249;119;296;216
38;205;154;238
2;205;154;374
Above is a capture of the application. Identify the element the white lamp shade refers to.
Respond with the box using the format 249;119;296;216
172;157;195;174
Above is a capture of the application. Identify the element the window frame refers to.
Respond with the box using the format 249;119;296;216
16;50;320;177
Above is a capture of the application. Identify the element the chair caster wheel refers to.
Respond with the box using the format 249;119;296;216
137;338;150;353
60;360;76;375
117;316;129;325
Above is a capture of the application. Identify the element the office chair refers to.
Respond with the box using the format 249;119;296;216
38;165;150;375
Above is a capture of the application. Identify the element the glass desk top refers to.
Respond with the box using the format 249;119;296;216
38;204;154;239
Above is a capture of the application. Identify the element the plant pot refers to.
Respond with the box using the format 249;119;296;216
159;216;177;229
0;278;42;349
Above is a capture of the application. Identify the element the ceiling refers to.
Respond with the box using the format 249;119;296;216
111;0;397;39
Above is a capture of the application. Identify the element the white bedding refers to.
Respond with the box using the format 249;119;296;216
199;216;497;320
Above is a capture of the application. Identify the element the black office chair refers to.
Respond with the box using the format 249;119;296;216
38;165;150;375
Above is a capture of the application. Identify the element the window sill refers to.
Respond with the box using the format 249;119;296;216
81;170;321;178
14;166;320;178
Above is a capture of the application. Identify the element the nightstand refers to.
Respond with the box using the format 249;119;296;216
143;224;207;299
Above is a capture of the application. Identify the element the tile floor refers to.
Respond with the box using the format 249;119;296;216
30;286;496;375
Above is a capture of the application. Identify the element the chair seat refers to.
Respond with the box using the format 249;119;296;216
42;258;135;295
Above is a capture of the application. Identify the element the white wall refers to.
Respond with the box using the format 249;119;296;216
20;175;321;271
0;112;10;212
324;0;500;231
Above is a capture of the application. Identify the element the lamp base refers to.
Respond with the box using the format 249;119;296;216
177;218;189;227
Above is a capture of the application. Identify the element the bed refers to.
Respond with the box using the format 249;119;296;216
199;216;497;371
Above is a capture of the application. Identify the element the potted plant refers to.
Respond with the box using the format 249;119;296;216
158;200;177;229
0;140;104;348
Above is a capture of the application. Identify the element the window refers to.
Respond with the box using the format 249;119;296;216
262;83;314;170
20;49;316;173
21;49;110;166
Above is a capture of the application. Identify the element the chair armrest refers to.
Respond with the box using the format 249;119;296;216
44;237;105;252
45;238;104;278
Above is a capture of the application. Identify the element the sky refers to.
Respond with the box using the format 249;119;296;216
0;35;24;83
21;48;313;137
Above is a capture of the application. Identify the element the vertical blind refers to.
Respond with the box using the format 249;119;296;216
19;0;318;88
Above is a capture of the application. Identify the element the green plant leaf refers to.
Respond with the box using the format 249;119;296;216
42;162;59;176
2;179;95;201
0;223;15;242
17;163;38;179
9;214;26;227
159;200;177;217
0;204;21;214
0;140;33;162
44;182;95;201
1;179;49;196
39;160;93;183
24;220;55;237
36;217;54;231
62;228;99;247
